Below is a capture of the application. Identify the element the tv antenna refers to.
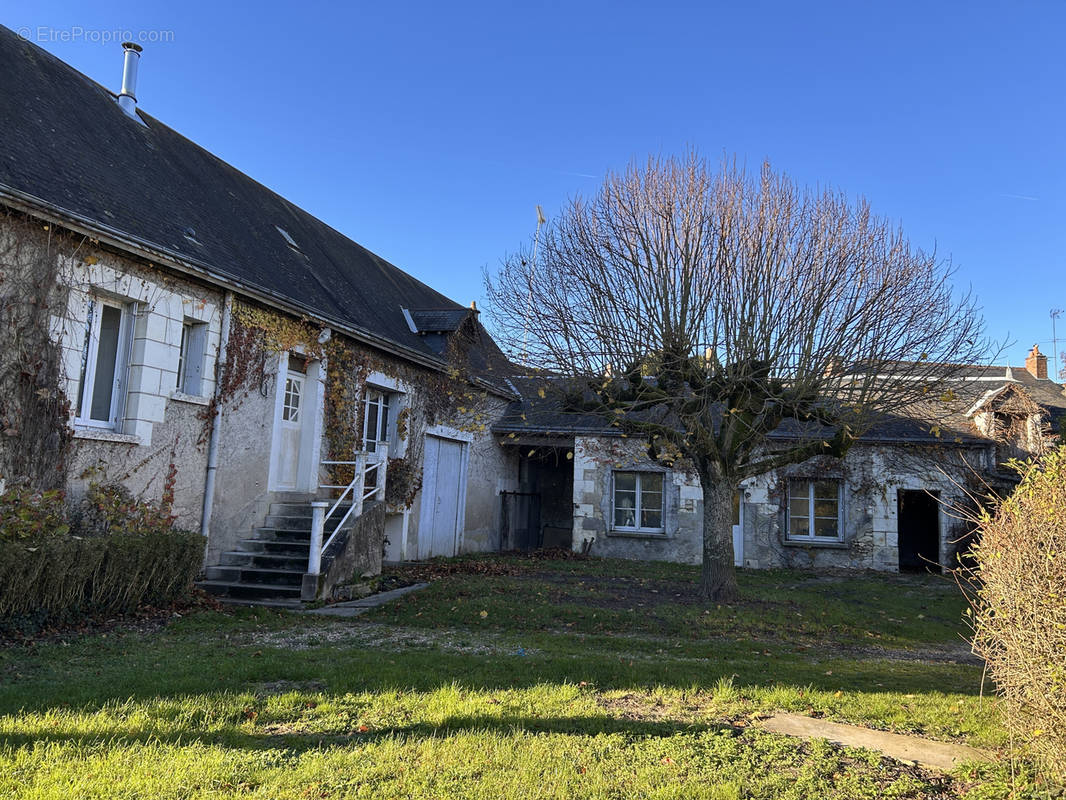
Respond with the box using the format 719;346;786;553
521;205;546;363
1052;309;1064;380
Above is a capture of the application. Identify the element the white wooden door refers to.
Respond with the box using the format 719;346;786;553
419;435;466;558
732;491;744;567
276;370;305;490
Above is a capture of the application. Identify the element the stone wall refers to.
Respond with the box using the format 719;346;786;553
53;243;224;531
571;435;993;572
205;349;281;565
572;436;703;564
207;334;518;565
304;500;386;601
458;396;519;554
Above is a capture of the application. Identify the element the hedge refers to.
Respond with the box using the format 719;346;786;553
971;449;1066;783
0;529;203;622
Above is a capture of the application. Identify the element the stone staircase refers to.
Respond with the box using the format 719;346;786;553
198;501;353;608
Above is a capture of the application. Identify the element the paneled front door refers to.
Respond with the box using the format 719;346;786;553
274;355;309;491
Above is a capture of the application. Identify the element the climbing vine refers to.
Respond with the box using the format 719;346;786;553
205;298;497;508
0;212;79;492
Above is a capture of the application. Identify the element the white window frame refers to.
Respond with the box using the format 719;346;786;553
611;470;666;533
362;388;391;453
176;322;189;391
786;478;844;542
282;374;302;422
175;319;208;396
75;297;132;430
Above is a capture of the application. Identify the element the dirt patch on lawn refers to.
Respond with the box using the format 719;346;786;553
597;692;960;795
383;550;588;583
250;679;327;696
242;620;540;657
510;572;705;610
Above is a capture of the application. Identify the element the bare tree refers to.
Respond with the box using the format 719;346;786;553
486;153;992;601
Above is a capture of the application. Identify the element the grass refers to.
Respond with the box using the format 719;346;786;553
0;555;1052;798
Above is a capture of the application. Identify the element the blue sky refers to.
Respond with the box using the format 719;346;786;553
8;1;1066;369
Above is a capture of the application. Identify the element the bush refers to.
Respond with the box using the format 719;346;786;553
971;449;1066;782
0;529;202;621
0;486;69;540
75;483;175;537
0;483;203;627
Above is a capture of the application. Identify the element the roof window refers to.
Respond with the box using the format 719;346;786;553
275;226;301;252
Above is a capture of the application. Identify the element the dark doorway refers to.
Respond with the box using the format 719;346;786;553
897;490;941;573
501;446;574;551
501;491;541;550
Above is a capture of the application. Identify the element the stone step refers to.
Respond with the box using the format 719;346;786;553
198;580;303;600
252;527;312;543
268;502;356;519
238;538;310;556
263;515;314;531
199;499;365;608
221;550;309;571
261;516;354;533
268;502;315;518
205;565;304;586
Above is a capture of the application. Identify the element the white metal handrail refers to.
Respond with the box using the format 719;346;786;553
308;446;388;575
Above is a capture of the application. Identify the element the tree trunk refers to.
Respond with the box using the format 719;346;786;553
699;462;739;602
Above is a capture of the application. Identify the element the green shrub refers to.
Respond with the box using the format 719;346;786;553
0;483;202;627
971;449;1066;782
75;483;175;537
0;529;202;622
0;487;69;541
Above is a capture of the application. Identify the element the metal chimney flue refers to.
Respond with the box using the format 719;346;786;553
117;41;143;117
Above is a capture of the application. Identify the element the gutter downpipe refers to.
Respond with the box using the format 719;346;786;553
200;290;234;550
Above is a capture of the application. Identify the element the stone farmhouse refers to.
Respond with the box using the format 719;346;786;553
2;29;1064;604
495;349;1065;574
0;31;517;604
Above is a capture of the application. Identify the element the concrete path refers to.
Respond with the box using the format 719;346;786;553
301;582;430;618
759;713;992;772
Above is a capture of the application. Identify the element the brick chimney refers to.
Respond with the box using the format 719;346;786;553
1025;344;1048;379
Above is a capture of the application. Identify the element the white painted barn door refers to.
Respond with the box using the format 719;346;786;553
418;435;466;558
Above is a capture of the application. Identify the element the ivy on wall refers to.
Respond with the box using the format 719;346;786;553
205;298;497;509
0;212;79;492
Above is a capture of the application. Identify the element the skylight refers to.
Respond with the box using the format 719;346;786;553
275;226;300;251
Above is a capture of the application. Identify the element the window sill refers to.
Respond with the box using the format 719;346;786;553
73;428;141;445
782;538;849;550
170;391;210;406
607;529;669;540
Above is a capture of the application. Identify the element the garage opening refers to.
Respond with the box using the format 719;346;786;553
897;490;941;573
501;445;574;551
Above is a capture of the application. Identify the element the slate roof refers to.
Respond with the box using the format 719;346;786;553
495;364;1066;447
0;26;484;370
494;376;616;437
409;309;472;334
954;364;1066;436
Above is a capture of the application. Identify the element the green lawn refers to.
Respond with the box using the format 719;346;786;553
0;555;1049;798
